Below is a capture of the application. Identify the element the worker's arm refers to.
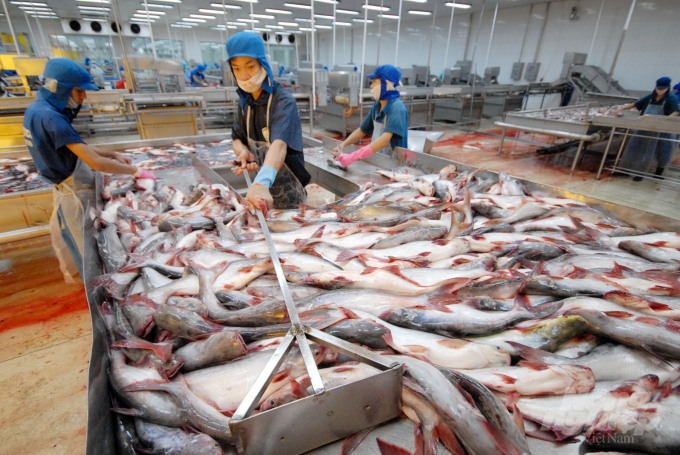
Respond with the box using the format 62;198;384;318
614;103;637;115
231;139;259;175
89;145;131;164
262;139;287;171
671;111;679;117
243;139;288;215
67;143;138;175
330;128;366;157
368;131;393;153
193;75;207;87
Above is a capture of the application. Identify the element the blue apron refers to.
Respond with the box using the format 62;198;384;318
618;102;665;173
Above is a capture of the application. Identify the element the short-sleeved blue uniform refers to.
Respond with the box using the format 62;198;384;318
360;98;409;151
190;68;205;87
232;80;310;186
634;92;679;115
23;99;84;184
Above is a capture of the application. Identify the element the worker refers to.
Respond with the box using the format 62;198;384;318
330;65;408;167
90;62;105;89
183;61;191;86
23;59;155;282
615;77;679;181
227;32;310;213
190;64;208;87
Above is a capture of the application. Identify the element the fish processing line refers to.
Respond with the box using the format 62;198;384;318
61;129;680;455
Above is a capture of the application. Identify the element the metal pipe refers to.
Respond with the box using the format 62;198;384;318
143;0;157;59
111;0;135;92
359;0;369;111
165;13;174;59
376;0;383;65
518;4;532;62
1;0;22;56
426;2;437;80
443;1;456;70
463;13;472;60
249;0;254;31
483;1;499;72
608;0;636;85
34;16;51;57
395;0;402;66
494;121;602;141
533;2;549;63
311;0;316;111
222;0;232;49
587;0;605;64
332;0;336;67
469;0;487;77
23;11;38;56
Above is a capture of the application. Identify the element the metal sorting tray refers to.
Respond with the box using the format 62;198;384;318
82;137;680;455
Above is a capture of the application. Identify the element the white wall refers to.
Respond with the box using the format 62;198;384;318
316;0;680;92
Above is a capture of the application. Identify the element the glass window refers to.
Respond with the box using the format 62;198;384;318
200;42;227;68
49;35;113;63
269;46;296;71
131;38;184;60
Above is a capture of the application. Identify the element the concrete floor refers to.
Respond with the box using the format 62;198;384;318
3;118;679;454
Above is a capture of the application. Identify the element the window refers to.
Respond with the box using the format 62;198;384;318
200;42;227;68
131;38;184;60
49;35;113;63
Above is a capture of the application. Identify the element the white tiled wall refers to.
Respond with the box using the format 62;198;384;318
316;0;680;92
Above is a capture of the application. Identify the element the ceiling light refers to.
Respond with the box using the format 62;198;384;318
153;0;182;3
232;0;257;2
315;24;331;29
199;8;224;14
316;0;338;3
82;11;109;14
314;14;333;19
362;5;389;11
378;14;399;18
445;2;471;8
406;0;427;2
130;20;154;23
253;27;270;31
210;26;225;30
82;17;107;20
11;1;47;5
137;9;165;14
18;6;51;11
266;8;292;14
284;3;311;10
210;3;241;9
190;14;216;19
336;9;359;15
134;12;161;16
267;25;283;29
295;17;311;22
172;24;192;27
78;5;110;10
237;18;258;22
76;0;110;3
226;21;246;25
279;21;298;26
144;3;175;8
353;18;373;23
299;27;314;31
182;17;206;22
408;10;431;15
333;21;351;26
32;14;59;18
175;21;196;25
250;13;274;19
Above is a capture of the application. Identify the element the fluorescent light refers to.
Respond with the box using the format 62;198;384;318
253;27;270;31
210;26;225;30
153;0;182;3
353;18;374;23
316;0;338;3
81;11;109;15
82;17;106;20
32;14;58;18
181;17;206;22
76;0;110;3
237;18;258;22
406;0;427;2
130;20;154;23
362;4;389;11
190;14;216;19
336;9;359;15
408;10;431;15
172;24;192;27
175;21;197;25
144;3;175;8
18;6;51;10
284;3;311;10
299;27;314;31
198;9;225;14
279;21;298;26
267;25;284;29
296;17;311;22
266;8;292;14
134;12;161;16
233;0;257;2
226;21;246;25
210;3;241;9
445;2;471;8
314;14;334;19
333;21;351;26
250;13;274;19
315;24;332;29
378;14;399;18
78;5;110;10
10;1;48;5
136;9;165;14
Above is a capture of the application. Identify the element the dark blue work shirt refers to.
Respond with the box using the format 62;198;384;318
23;99;84;184
634;92;679;116
232;81;309;185
190;69;205;87
360;98;409;151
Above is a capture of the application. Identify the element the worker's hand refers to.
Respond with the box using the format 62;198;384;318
232;150;259;175
114;152;131;165
329;144;345;158
133;168;157;180
335;144;373;168
245;183;273;216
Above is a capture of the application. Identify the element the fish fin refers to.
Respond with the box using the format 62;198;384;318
337;250;362;262
382;330;399;352
376;438;412;455
510;403;525;435
112;339;173;362
604;311;634;318
530;261;544;277
460;298;482;310
434;421;465;455
494;373;517;384
517;362;550;371
311;225;326;239
481;419;523;455
295;238;323;249
527;299;564;319
413;423;425;455
427;294;462;306
111;407;143;417
341;426;377;455
438;278;474;294
289;379;310;400
506;341;560;363
661;319;680;335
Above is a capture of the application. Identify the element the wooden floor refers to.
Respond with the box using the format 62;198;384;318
0;235;90;455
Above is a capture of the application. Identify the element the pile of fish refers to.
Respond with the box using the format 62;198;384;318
0;157;50;193
522;104;627;123
95;163;680;455
122;140;237;170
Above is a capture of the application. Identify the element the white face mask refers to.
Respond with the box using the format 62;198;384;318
236;69;267;93
66;97;80;109
371;85;381;100
657;88;669;95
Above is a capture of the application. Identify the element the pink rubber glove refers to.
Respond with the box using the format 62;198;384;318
134;168;157;180
336;144;373;168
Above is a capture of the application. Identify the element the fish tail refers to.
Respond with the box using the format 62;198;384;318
376;438;412;455
118;253;150;272
340;425;376;455
112;339;173;362
481;419;524;455
434;421;465;455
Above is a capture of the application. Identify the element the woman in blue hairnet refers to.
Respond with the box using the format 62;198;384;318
227;32;310;213
330;65;408;167
23;58;155;282
190;64;208;87
615;77;679;180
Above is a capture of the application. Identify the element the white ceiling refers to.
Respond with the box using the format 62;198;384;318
2;0;555;33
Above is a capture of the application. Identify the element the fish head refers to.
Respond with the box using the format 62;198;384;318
533;315;589;352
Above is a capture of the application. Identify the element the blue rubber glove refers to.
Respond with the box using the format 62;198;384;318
253;165;277;188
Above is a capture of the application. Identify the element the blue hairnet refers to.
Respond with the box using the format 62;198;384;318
197;64;207;72
656;77;671;88
674;83;680;92
367;65;402;87
226;31;273;94
38;58;98;112
182;60;188;69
